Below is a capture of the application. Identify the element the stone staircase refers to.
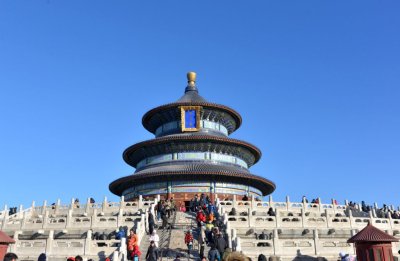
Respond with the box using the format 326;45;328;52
139;211;211;260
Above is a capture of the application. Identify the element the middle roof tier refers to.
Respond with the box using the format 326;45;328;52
123;134;262;169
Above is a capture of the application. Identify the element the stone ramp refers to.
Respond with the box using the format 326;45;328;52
158;211;201;260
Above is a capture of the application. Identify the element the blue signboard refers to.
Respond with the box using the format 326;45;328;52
185;109;197;128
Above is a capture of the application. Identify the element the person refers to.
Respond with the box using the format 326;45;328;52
74;256;83;261
258;254;267;261
214;232;227;258
208;212;215;222
74;198;80;208
37;253;46;261
128;229;139;260
67;257;75;261
149;230;160;247
196;210;206;227
259;231;267;240
148;212;155;235
165;200;172;218
173;255;181;261
208;245;220;261
267;207;275;217
228;208;237;216
205;220;214;243
208;203;216;215
198;226;206;258
156;201;163;221
184;230;194;255
161;206;169;229
179;202;186;212
339;252;351;261
145;240;158;261
116;226;126;240
242;194;249;201
131;245;142;261
3;253;18;261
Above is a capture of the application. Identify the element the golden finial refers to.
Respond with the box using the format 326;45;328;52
187;71;196;86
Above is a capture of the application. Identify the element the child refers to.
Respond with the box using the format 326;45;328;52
184;230;194;255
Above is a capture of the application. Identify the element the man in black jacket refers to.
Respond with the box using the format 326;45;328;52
214;232;227;258
146;241;159;261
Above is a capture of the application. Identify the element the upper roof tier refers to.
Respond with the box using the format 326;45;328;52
142;72;242;136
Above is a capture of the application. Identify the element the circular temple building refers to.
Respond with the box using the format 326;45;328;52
109;72;275;203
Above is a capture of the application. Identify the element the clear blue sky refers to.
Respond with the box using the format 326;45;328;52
1;1;399;209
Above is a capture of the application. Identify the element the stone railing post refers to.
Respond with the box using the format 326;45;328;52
102;196;108;212
233;195;237;207
145;209;149;234
1;205;8;230
21;211;28;230
85;198;91;214
223;213;228;225
92;209;98;228
273;229;280;256
46;230;54;256
31;201;35;215
9;231;21;253
372;209;377;218
325;209;330;228
42;200;47;215
84;229;92;256
18;205;23;219
318;197;322;212
70;198;75;210
269;195;273;208
120;196;125;211
313;229;320;255
235;237;241;252
43;210;50;229
120;237;127;259
301;208;306;228
113;250;119;261
388;214;394;231
67;209;73;228
139;195;143;209
248;209;252;227
117;209;124;227
276;209;281;228
232;228;237;241
348;209;354;229
286;196;290;211
55;199;61;214
227;231;232;249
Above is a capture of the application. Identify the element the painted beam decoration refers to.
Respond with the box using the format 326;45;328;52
180;105;201;132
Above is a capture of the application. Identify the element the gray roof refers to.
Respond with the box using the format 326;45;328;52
176;85;207;103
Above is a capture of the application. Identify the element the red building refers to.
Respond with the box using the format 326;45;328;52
0;230;15;260
348;223;399;261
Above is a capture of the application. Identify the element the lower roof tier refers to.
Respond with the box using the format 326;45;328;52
109;163;275;196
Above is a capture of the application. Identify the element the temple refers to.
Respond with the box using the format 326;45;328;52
109;72;275;203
